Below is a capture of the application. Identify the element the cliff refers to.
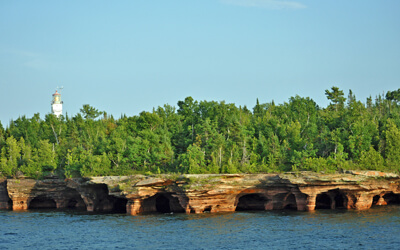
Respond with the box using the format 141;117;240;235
1;171;399;215
0;178;12;209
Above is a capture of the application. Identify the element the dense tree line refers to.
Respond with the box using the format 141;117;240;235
1;87;400;178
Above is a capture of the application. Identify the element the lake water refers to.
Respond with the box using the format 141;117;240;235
1;206;399;249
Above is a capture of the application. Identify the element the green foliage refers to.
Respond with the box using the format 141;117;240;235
358;146;385;171
1;87;400;179
384;120;400;172
178;144;207;174
64;149;82;178
386;89;400;103
80;104;103;120
37;140;56;172
80;151;112;177
293;157;328;172
0;136;20;177
325;86;346;111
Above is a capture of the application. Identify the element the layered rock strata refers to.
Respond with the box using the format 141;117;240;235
1;171;399;215
0;178;12;209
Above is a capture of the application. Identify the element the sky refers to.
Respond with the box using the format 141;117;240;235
1;0;399;126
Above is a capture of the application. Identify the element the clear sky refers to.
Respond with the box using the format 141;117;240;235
1;0;399;126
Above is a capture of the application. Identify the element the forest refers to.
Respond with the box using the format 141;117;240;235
1;87;400;179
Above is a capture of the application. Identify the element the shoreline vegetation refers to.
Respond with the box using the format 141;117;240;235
1;87;400;179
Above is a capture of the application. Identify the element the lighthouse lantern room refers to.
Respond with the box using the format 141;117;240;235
51;90;63;117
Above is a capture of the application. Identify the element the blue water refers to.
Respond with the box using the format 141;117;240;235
1;206;399;249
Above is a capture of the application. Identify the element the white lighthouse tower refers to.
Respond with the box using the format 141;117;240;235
51;90;63;117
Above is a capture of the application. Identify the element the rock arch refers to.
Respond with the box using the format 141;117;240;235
203;206;212;213
271;192;298;210
66;196;87;210
333;191;346;209
316;193;331;209
112;197;128;213
156;194;171;213
383;192;400;205
283;193;297;210
315;190;348;209
346;194;357;209
142;193;186;214
235;193;270;211
372;194;383;206
28;196;57;209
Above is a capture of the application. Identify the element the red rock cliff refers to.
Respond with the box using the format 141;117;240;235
1;171;399;215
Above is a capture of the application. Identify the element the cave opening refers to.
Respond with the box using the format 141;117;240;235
28;197;57;209
235;194;269;211
334;194;345;209
383;193;400;205
156;194;171;213
67;199;78;208
142;193;186;214
316;193;331;209
372;195;381;206
7;199;13;210
283;194;297;210
64;188;87;210
66;196;86;210
203;206;212;213
113;197;128;213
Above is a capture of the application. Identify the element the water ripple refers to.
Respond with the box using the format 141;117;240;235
0;206;399;249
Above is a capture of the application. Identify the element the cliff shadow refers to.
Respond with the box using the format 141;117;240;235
111;196;128;213
269;192;298;210
141;192;187;214
235;193;271;211
0;179;12;210
18;180;130;213
372;194;380;205
281;193;297;210
383;192;400;205
315;189;347;210
316;193;331;209
78;183;129;213
65;195;87;210
28;196;57;209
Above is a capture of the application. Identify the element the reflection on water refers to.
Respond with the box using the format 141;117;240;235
1;206;399;249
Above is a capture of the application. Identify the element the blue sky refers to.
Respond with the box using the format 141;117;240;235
1;0;399;126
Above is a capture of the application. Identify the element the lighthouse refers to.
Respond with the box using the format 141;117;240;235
51;90;63;117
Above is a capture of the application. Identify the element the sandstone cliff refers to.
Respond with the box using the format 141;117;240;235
1;171;399;215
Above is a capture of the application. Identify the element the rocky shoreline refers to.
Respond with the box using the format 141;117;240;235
1;171;399;215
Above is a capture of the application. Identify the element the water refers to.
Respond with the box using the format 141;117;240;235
1;206;399;249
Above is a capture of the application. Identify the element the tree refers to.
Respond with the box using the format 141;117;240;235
37;140;57;173
358;146;384;171
0;121;5;147
347;119;377;160
64;148;82;178
253;98;263;117
44;113;65;145
19;140;42;179
178;144;207;174
80;104;103;120
137;111;162;131
0;136;20;177
325;86;346;111
80;151;111;177
177;96;199;144
1;88;398;177
385;120;400;172
386;89;400;103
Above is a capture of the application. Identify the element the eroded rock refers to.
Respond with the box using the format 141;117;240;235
1;171;399;215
